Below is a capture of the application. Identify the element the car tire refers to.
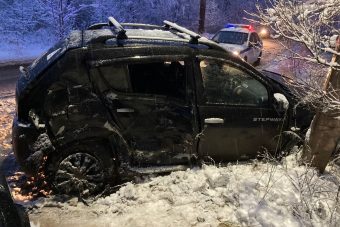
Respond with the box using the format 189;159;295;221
254;52;262;66
45;140;118;197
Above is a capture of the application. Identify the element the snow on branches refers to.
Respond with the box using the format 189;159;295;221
248;0;340;68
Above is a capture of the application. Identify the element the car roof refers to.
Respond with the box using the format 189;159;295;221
26;18;230;79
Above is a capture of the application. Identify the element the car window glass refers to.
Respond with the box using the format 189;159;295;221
212;31;248;45
129;61;186;99
199;59;268;106
249;33;256;44
97;65;130;92
254;33;260;43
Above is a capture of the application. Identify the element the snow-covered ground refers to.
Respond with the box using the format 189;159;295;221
28;156;340;227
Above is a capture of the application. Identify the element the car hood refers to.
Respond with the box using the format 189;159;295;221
218;43;247;53
261;70;289;85
261;70;297;94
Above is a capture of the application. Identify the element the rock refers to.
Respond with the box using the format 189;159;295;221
197;217;205;222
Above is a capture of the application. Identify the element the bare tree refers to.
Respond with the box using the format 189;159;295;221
39;0;96;39
249;0;340;172
198;0;206;33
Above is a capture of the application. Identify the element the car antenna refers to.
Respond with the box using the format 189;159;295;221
163;20;201;44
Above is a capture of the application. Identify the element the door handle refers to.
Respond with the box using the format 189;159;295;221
204;118;224;124
117;108;135;113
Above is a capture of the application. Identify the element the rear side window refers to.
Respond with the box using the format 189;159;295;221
98;65;130;92
95;60;187;100
129;61;186;99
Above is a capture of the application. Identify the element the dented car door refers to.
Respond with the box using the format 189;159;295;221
89;54;196;166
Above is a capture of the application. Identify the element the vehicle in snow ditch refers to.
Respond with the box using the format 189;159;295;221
12;17;313;196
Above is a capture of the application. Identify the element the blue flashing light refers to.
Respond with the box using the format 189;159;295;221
225;24;235;28
225;23;253;30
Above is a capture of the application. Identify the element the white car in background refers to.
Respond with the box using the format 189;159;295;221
212;24;263;65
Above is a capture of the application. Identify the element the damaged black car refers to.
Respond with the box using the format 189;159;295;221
12;17;313;196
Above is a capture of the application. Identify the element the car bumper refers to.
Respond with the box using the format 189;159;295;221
12;116;40;176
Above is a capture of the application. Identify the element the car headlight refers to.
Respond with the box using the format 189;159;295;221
232;51;240;56
260;28;268;37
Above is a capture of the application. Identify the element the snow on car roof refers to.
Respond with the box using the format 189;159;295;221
125;29;180;39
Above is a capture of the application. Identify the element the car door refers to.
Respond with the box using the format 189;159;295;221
195;56;286;161
250;32;262;62
89;55;196;166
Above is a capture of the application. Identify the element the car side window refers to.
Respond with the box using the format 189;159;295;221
254;33;261;43
199;58;268;106
97;65;131;93
128;61;186;100
249;33;256;45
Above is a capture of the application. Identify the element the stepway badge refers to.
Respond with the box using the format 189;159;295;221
253;118;283;122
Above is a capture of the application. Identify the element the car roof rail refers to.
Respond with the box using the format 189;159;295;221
86;17;227;52
198;39;227;52
87;17;128;40
163;20;226;52
88;22;164;31
163;20;201;44
108;16;127;40
87;22;109;30
121;23;164;29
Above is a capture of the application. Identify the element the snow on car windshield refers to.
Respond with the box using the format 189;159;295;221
213;31;248;45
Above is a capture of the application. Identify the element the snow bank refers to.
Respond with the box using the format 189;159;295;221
29;153;340;227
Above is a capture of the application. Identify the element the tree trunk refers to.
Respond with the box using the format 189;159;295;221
198;0;206;34
302;36;340;172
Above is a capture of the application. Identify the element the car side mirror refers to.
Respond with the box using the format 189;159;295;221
19;66;29;79
273;93;289;113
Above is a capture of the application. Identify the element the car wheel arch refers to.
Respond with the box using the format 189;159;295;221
44;137;123;193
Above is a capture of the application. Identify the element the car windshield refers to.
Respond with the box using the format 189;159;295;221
212;31;248;45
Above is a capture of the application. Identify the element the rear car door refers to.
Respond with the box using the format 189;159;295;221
195;55;286;161
89;55;196;166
